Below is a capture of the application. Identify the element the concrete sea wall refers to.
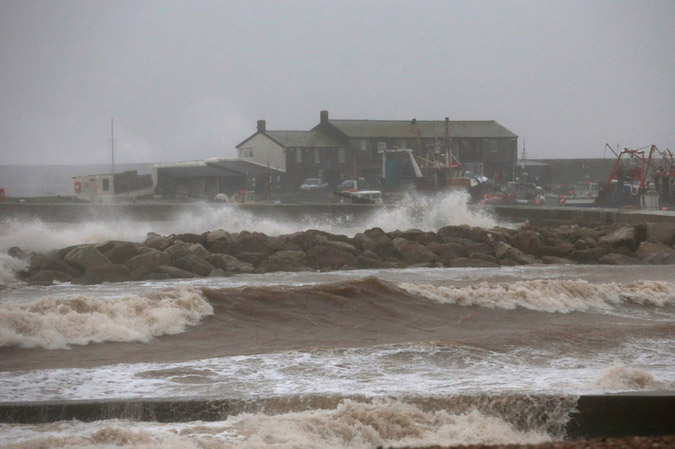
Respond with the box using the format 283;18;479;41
0;202;674;227
0;394;673;439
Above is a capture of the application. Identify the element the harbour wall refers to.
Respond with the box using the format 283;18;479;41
0;394;673;439
0;202;673;227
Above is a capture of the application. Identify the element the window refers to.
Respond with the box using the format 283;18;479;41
102;178;109;191
338;148;345;163
399;139;407;149
361;139;367;151
377;142;387;151
314;148;320;164
296;149;302;163
240;148;253;158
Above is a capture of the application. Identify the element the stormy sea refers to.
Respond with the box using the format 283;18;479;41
1;194;673;449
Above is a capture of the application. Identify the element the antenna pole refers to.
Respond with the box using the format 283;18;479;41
111;119;116;201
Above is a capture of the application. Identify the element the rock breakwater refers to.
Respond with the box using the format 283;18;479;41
6;222;675;285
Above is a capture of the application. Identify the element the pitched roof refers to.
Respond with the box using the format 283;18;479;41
157;164;232;179
156;159;283;178
266;130;341;147
324;119;517;139
207;158;284;174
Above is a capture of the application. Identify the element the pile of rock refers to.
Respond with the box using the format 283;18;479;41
8;222;675;285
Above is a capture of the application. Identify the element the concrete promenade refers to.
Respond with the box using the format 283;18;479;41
0;202;674;226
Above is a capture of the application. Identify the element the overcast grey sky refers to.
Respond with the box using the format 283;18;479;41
1;0;673;165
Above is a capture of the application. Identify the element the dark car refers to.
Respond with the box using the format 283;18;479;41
300;178;329;193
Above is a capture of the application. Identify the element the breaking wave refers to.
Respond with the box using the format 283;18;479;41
397;279;675;313
0;397;565;449
593;364;667;391
0;287;213;349
0;253;27;286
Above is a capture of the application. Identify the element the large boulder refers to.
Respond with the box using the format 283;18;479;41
568;247;610;264
235;252;269;268
260;250;309;272
164;242;210;261
635;241;675;264
28;253;80;277
361;235;401;260
63;245;112;271
494;242;540;265
324;240;359;255
305;245;358;270
102;242;141;265
172;255;215;276
437;225;473;241
644;222;675;246
205;229;233;246
78;264;132;284
156;265;198;279
268;235;303;252
414;231;441;246
541;242;575;257
143;233;173;251
172;233;206;245
464;242;494;257
8;246;30;261
288;230;330;251
236;231;272;255
125;250;170;272
209;239;238;255
392;238;437;265
207;254;255;273
509;230;545;257
469;252;498;264
598;226;637;250
27;269;75;285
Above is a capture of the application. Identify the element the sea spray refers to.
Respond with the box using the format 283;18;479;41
0;253;27;285
593;364;665;391
0;191;498;253
0;287;213;349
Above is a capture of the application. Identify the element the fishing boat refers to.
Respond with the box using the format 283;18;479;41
379;147;488;200
595;144;675;209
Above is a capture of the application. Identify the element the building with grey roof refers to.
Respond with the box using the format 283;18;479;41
236;110;519;192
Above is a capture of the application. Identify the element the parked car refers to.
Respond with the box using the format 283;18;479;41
336;179;358;192
300;178;329;193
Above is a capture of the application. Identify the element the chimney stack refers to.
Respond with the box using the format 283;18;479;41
320;110;328;124
257;120;266;133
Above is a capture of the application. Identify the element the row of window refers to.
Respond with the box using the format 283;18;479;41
295;148;346;164
242;139;503;164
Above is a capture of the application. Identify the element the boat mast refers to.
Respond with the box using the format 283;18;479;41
111;118;116;201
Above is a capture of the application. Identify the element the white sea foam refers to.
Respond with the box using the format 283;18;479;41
0;253;27;285
0;287;213;349
397;279;675;313
0;191;497;253
593;364;666;391
0;399;553;449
